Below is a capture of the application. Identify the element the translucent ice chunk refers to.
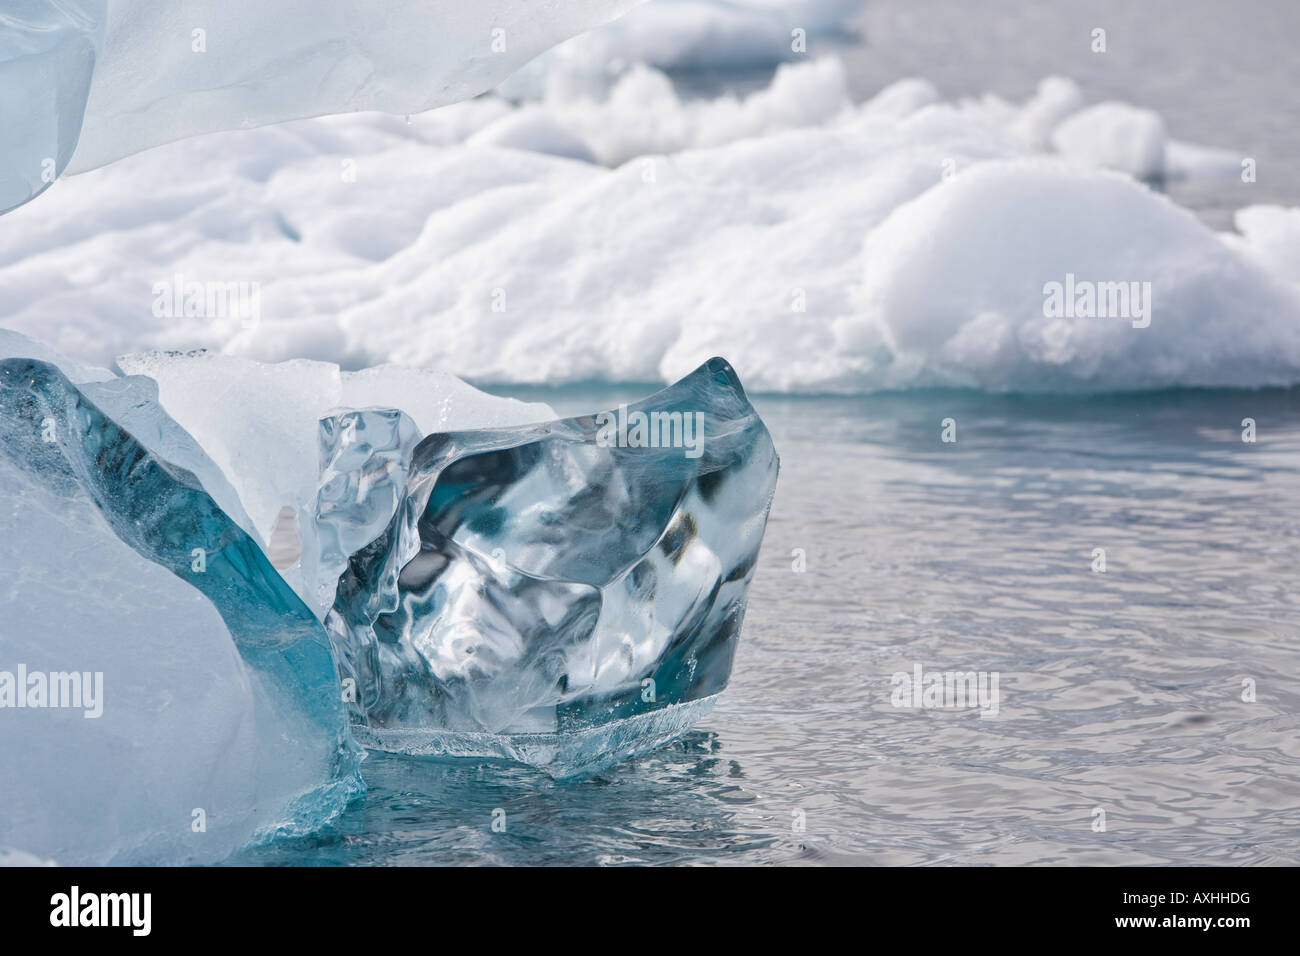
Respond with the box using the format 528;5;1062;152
1;0;645;213
0;356;360;864
312;408;423;615
0;1;103;213
323;358;779;777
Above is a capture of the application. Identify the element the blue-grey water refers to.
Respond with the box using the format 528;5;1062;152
232;387;1300;865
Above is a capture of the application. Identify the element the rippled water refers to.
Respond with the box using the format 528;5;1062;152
232;387;1300;865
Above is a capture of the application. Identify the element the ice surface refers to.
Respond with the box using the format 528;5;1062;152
0;847;57;867
0;349;360;864
324;358;778;777
0;327;113;383
0;1;103;213
83;375;261;542
0;331;256;540
116;351;553;613
0;0;644;212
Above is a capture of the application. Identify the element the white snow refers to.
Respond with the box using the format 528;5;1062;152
539;56;854;165
1227;205;1300;286
1009;76;1083;150
854;160;1300;391
468;107;600;164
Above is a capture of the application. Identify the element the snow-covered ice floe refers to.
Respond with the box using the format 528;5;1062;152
0;331;779;860
3;57;1296;393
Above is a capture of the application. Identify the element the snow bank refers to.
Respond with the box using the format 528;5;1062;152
468;107;600;163
543;56;853;165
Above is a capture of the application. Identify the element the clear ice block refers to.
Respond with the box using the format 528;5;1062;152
321;358;779;777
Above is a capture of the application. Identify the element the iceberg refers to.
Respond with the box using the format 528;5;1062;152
0;338;360;865
0;0;645;212
322;358;778;777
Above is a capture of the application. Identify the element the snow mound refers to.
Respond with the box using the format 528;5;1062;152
467;107;599;163
853;160;1300;391
1228;205;1300;284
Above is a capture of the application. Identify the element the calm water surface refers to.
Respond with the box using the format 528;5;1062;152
234;387;1300;865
